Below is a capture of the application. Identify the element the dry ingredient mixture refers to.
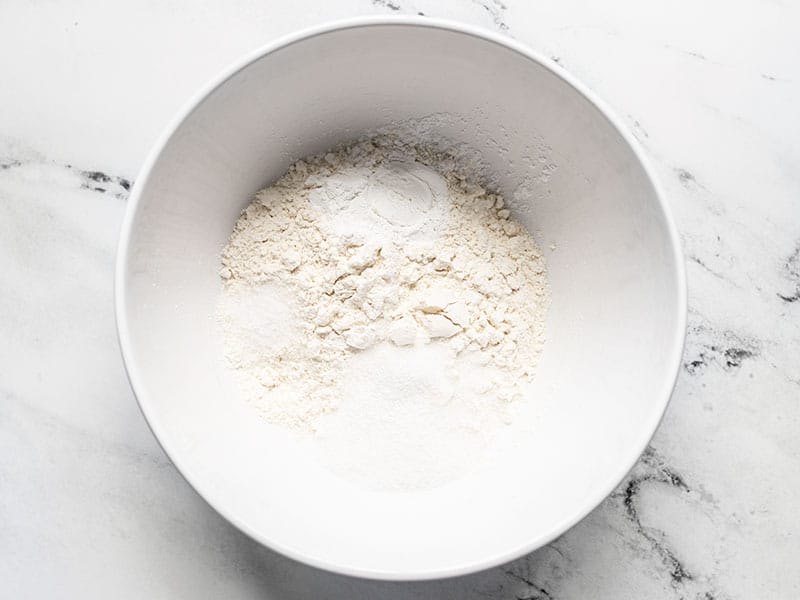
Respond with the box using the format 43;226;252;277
218;135;549;490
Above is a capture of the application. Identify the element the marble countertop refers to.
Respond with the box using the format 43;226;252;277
2;1;798;598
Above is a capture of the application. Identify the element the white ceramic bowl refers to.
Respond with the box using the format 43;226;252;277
116;17;686;580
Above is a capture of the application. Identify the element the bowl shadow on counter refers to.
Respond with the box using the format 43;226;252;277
229;514;581;599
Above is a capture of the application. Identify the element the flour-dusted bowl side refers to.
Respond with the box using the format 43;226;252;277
116;18;686;580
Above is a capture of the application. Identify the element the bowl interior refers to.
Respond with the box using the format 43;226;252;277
118;21;684;578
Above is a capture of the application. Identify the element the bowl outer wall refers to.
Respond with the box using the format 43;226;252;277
114;16;688;581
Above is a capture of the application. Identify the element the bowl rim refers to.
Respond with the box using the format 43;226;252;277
115;15;688;581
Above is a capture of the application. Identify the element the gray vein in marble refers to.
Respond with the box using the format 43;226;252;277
470;0;509;32
1;155;133;200
662;44;716;65
674;167;700;189
491;439;732;600
368;0;511;34
617;448;693;586
621;114;652;151
683;315;760;376
610;447;729;600
372;0;402;11
503;567;555;600
647;40;790;89
687;255;734;286
75;167;132;198
1;159;21;170
683;50;707;62
669;163;730;220
631;119;649;140
777;242;800;303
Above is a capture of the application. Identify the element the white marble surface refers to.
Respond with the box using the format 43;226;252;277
1;0;798;598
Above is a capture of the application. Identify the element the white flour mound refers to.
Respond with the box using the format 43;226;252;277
217;135;550;491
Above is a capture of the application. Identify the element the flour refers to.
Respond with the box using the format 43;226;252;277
217;135;550;491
